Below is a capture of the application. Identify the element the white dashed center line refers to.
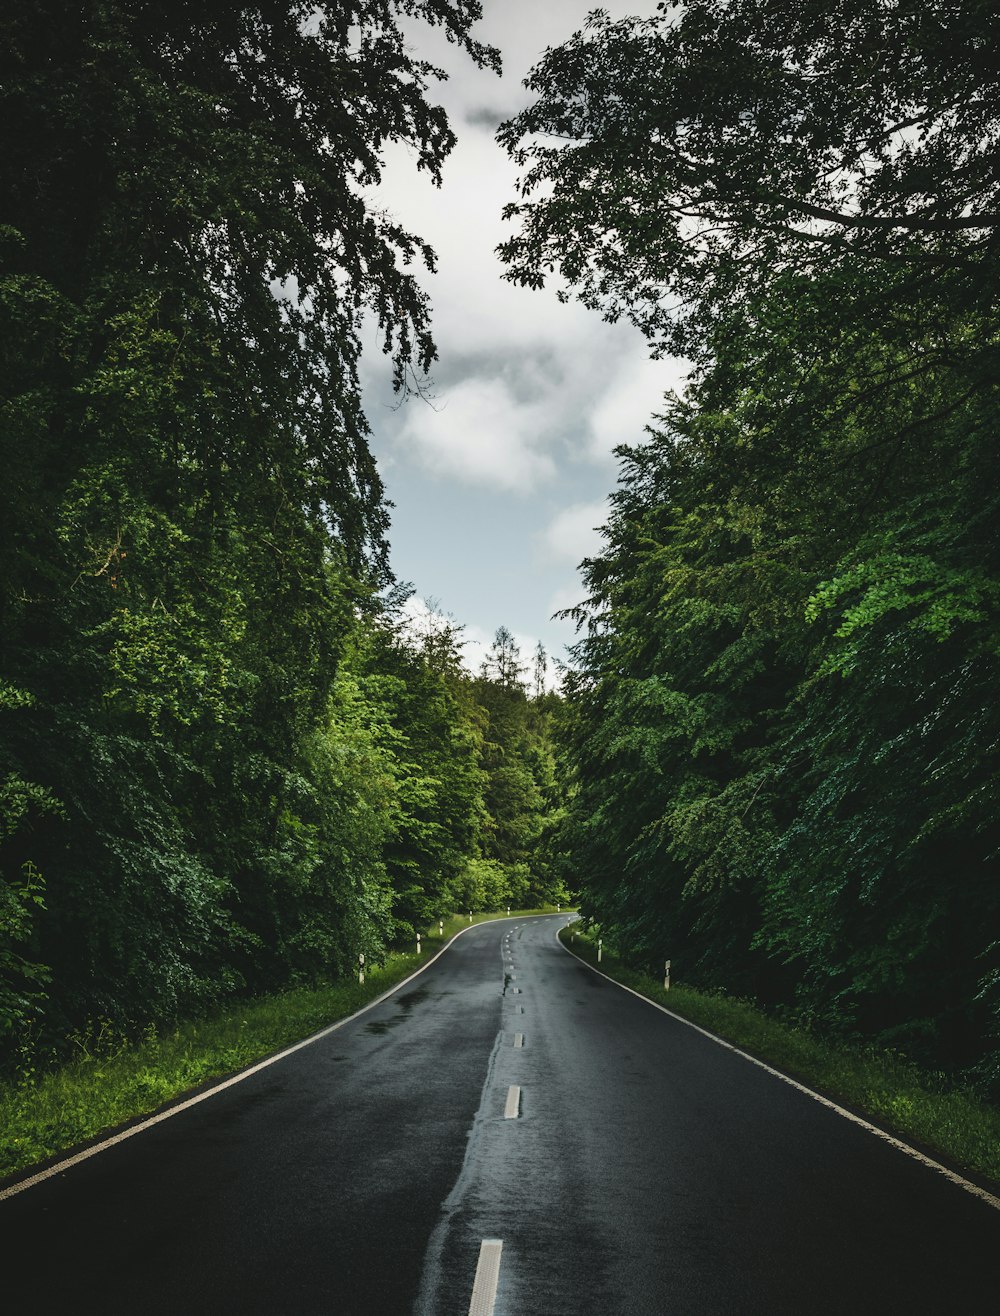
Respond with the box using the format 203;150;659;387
513;1033;524;1048
468;1239;503;1316
504;1085;521;1118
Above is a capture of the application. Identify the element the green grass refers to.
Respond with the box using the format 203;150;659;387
0;907;567;1183
560;925;1000;1191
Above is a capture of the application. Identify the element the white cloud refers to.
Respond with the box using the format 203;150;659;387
397;375;556;490
354;3;691;671
369;331;678;491
541;499;608;564
458;621;492;671
374;126;610;364
363;31;688;492
587;354;687;462
549;581;590;619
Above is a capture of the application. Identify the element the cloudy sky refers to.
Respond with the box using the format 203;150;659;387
360;0;687;681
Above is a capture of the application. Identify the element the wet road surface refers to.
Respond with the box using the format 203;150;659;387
3;914;998;1313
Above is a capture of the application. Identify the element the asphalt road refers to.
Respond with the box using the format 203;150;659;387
3;915;998;1314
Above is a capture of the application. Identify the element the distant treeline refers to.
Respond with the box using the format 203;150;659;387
502;1;1000;1087
0;3;571;1067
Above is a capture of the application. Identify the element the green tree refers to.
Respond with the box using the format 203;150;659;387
498;0;1000;363
471;628;566;907
511;2;1000;1080
480;625;527;691
0;1;498;1050
364;600;487;937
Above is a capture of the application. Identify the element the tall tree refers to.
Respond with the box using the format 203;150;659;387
363;601;487;938
480;625;527;691
0;2;498;1045
498;0;1000;365
531;642;549;700
505;1;1000;1081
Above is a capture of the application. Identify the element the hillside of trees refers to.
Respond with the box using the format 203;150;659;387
0;2;565;1069
500;0;1000;1088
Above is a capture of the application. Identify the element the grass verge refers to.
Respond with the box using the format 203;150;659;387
560;924;1000;1191
0;907;567;1183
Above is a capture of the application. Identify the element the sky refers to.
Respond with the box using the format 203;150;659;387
359;0;687;682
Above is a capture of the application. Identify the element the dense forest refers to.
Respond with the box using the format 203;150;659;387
0;2;565;1068
3;0;998;1103
501;0;1000;1088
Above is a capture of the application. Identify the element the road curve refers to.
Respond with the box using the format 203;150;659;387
3;915;998;1313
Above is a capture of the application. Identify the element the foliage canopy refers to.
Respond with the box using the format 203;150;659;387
502;0;1000;1086
0;2;570;1066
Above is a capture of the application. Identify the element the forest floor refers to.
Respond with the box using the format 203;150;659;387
0;908;567;1182
559;926;1000;1192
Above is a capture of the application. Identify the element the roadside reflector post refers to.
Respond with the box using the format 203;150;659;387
664;959;671;990
358;953;365;985
507;905;510;916
557;903;561;913
598;938;603;963
469;910;473;924
439;919;444;936
416;932;422;955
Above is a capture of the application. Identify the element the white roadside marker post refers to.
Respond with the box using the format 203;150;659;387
557;903;561;913
664;959;671;991
358;953;365;985
439;919;444;936
507;905;510;916
416;932;422;956
469;910;473;924
598;938;603;963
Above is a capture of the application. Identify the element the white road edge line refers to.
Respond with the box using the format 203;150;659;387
0;915;559;1204
504;1085;521;1119
468;1239;503;1316
555;923;1000;1213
